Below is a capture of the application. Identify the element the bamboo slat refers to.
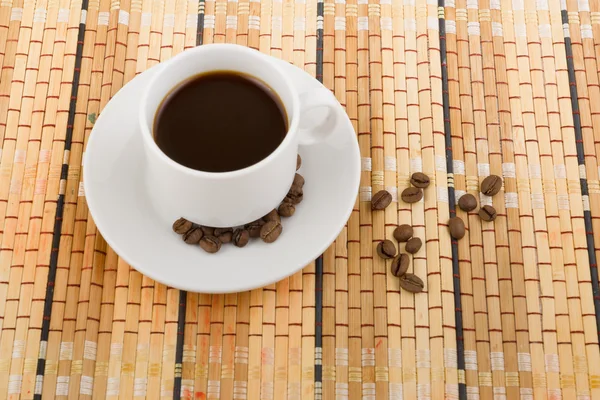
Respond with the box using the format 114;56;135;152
476;1;519;399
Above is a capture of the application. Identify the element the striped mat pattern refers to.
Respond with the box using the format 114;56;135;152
1;0;600;398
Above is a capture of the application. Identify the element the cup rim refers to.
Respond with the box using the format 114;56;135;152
139;43;301;180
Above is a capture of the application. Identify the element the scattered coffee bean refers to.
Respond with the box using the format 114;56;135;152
200;226;215;236
285;182;304;204
233;229;250;248
231;228;250;247
391;254;410;277
448;217;466;240
214;227;231;236
410;172;430;189
458;193;478;212
219;232;233;243
478;205;497;221
173;218;193;234
288;184;303;196
263;209;281;223
183;227;203;244
399;273;424;293
297;154;302;170
214;227;233;243
260;220;283;243
246;219;265;238
401;187;423;203
199;235;221;253
393;224;413;242
377;240;397;259
278;202;295;217
372;190;393;210
481;174;502;196
293;173;305;188
405;237;422;254
285;189;303;205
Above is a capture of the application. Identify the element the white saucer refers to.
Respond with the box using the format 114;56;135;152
84;57;360;293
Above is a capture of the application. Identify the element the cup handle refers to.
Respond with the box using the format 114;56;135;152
297;88;339;146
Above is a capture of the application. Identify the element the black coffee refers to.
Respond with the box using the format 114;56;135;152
154;71;288;172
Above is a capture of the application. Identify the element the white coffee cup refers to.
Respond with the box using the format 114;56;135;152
139;44;340;228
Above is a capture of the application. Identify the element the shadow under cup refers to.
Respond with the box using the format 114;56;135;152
138;44;302;228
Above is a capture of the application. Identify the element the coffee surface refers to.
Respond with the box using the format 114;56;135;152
154;71;288;172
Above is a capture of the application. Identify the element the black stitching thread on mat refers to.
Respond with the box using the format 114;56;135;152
315;0;324;398
561;9;600;343
173;2;206;398
438;3;467;400
34;2;89;398
197;0;205;48
173;290;187;399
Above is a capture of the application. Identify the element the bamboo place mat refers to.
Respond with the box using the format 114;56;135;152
2;0;600;398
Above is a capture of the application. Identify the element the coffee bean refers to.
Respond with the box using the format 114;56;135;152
297;154;302;170
278;202;295;217
173;218;193;234
399;273;424;293
372;190;392;210
391;254;410;277
377;240;397;259
405;237;422;254
260;220;283;243
199;235;221;253
214;227;233;243
263;209;281;223
293;173;305;188
183;227;203;244
285;189;303;205
200;226;215;236
214;227;231;236
246;219;265;238
410;172;430;189
478;205;497;221
393;224;413;242
288;184;302;195
458;193;478;212
448;217;466;240
401;187;423;203
220;232;233;243
481;174;502;196
233;229;250;247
